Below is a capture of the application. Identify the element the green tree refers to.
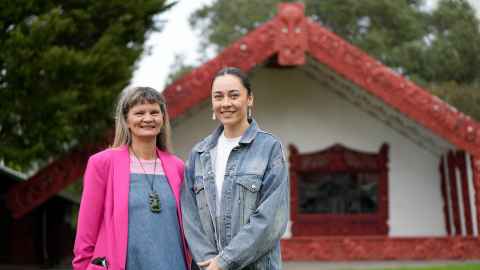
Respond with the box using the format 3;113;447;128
189;0;430;62
185;0;480;118
0;0;174;170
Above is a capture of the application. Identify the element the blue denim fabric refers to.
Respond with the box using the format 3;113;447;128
181;120;289;270
127;174;186;270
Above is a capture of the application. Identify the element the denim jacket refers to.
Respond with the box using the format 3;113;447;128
181;120;289;270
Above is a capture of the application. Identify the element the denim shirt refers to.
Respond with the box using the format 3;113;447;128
181;120;289;270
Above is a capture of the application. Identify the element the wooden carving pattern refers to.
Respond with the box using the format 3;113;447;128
470;155;480;235
163;1;480;157
447;151;462;234
163;21;276;120
454;151;473;235
292;144;388;172
6;143;104;218
289;144;389;236
281;237;480;260
306;19;480;156
274;3;308;65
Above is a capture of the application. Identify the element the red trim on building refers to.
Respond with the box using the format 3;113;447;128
448;151;462;235
289;144;389;236
456;151;473;235
470;155;480;234
6;143;106;219
281;237;480;261
7;2;480;227
163;4;480;157
439;159;452;235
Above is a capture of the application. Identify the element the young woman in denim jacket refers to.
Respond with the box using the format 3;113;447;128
181;67;289;270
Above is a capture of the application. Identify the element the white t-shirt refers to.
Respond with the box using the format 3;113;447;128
215;132;241;215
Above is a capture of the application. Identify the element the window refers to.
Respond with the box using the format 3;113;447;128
298;172;378;214
289;143;389;236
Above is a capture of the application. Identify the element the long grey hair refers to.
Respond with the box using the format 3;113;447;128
112;86;172;152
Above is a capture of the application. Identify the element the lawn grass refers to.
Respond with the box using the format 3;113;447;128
371;264;480;270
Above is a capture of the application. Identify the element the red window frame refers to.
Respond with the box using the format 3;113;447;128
289;143;390;236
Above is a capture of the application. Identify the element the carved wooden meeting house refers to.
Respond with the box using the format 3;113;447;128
7;2;480;263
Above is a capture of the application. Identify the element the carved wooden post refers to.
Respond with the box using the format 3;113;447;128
470;154;480;236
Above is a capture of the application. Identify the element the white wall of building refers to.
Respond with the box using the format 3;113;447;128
172;67;447;236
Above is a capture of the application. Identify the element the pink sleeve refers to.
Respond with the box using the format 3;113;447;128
177;158;185;182
72;155;107;270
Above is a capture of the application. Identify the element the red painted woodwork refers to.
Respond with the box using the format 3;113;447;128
447;151;462;235
274;3;308;65
439;159;452;235
289;144;389;236
162;3;480;157
162;20;277;120
6;143;105;219
306;21;480;158
455;151;473;235
7;1;480;231
444;150;474;236
470;155;480;235
280;237;480;261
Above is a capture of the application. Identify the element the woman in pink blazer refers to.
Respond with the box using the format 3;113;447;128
73;87;191;270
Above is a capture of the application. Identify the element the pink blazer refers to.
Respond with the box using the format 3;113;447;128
72;145;191;270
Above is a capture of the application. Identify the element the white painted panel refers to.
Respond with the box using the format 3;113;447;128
443;155;455;235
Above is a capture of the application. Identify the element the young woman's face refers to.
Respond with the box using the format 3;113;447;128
126;102;163;142
211;74;253;129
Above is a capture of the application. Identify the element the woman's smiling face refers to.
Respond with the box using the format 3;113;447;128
126;102;163;142
211;74;253;129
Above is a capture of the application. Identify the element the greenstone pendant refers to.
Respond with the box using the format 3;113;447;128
149;191;161;213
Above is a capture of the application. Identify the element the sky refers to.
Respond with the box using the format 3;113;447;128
130;0;480;92
130;0;212;91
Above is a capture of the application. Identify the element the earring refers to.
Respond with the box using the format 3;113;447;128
212;112;216;120
247;107;252;120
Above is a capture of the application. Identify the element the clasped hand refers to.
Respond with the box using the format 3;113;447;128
198;256;222;270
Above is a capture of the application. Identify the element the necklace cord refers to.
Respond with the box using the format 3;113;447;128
130;147;157;192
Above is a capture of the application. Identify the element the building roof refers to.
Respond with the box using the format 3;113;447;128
0;164;27;182
162;3;480;156
7;2;480;218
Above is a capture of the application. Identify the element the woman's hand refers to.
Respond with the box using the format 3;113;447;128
197;256;223;270
197;258;213;268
